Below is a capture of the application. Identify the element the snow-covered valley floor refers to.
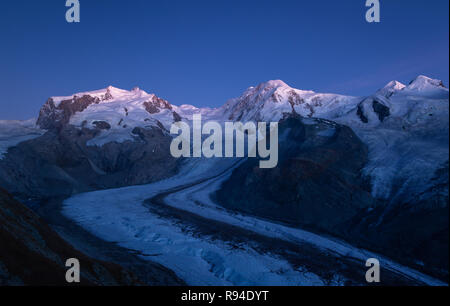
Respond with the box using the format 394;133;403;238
62;158;446;286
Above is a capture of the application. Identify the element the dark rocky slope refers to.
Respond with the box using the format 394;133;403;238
0;124;179;200
344;161;449;279
0;188;140;285
216;115;449;281
216;115;374;228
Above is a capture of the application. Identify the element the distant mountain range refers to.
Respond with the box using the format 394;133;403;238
34;74;448;129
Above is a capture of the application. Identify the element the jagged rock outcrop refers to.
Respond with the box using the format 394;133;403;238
37;93;111;130
143;95;173;114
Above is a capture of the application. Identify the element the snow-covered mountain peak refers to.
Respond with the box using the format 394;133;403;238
385;80;406;90
37;85;183;136
35;74;448;148
376;80;406;98
50;85;154;107
252;80;315;95
406;75;447;91
257;79;290;89
106;85;121;92
223;80;353;122
51;86;124;105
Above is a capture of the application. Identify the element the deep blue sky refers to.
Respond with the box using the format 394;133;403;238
0;0;448;119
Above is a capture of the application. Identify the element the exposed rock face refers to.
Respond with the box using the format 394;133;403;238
356;97;391;124
287;90;305;107
344;162;449;279
0;188;140;285
357;104;369;123
372;100;390;122
143;96;173;114
36;87;117;130
37;95;101;129
0;125;179;199
92;121;111;130
172;111;182;122
345;191;449;280
216;115;448;280
216;115;374;228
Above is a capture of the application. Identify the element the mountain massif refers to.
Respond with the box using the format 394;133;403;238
0;75;448;284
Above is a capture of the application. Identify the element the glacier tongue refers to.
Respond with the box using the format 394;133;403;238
62;158;329;286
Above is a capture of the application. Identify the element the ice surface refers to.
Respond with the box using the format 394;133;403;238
63;158;328;285
63;157;446;285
